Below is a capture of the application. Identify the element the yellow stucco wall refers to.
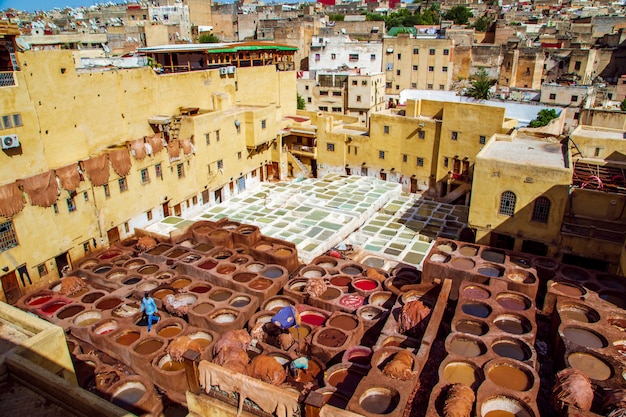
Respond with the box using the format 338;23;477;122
0;50;295;295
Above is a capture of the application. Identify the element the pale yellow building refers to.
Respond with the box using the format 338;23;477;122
382;35;455;96
0;26;296;303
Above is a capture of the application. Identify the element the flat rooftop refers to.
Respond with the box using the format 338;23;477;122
480;134;567;168
573;126;626;140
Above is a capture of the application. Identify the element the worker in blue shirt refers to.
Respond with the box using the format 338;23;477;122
140;292;160;332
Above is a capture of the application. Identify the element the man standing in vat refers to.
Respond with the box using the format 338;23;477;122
140;292;160;332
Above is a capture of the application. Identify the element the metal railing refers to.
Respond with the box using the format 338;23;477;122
0;72;16;87
561;221;626;243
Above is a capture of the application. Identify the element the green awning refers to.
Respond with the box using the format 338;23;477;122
206;45;298;54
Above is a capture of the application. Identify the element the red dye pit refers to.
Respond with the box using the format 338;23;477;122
41;301;68;315
301;313;326;326
28;295;52;306
354;280;377;291
199;261;217;270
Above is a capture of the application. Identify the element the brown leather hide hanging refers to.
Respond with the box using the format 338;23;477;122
181;138;193;155
147;132;164;154
82;154;110;187
0;182;25;217
129;138;147;160
167;139;180;159
18;171;59;208
55;163;81;192
109;148;132;177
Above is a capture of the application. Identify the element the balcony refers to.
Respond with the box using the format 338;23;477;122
0;72;16;87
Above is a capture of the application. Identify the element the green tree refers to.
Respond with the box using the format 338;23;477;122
465;67;496;100
473;15;493;32
443;5;473;25
528;109;559;128
621;98;626;111
328;13;345;22
297;94;306;110
366;12;385;21
198;33;220;43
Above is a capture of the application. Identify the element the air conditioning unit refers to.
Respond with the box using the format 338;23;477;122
219;67;228;75
1;134;19;149
227;66;236;74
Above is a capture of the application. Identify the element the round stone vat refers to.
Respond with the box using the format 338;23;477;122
229;254;252;265
599;291;626;309
253;241;273;252
152;287;174;301
448;334;487;358
313;256;338;269
56;304;85;320
209;248;235;261
78;258;99;270
436;240;457;254
359;386;401;415
249;278;273;291
262;295;296;312
189;283;212;294
198;259;218;270
491;337;532;361
314;327;349;348
329;275;352;291
233;272;256;283
99;249;123;260
286;278;307;294
156;353;185;372
124;258;146;269
187;331;213;351
192;302;215;315
73;311;102;327
608;314;626;331
81;291;106;305
300;266;327;278
170;293;198;311
596;274;625;291
208;289;232;302
494;314;532;335
430;252;451;264
551;281;585;297
25;292;55;308
461;285;490;300
171;277;192;289
562;326;607;349
155;319;186;339
368;291;395;309
92;263;113;275
339;294;365;310
341;264;364;276
115;330;141;346
133;338;165;356
506;269;536;284
454;319;489;336
106;269;127;282
342;346;372;368
315;387;350;409
209;309;239;324
481;396;535;417
110;380;149;411
357;305;386;323
534;257;558;280
458;245;479;257
480;249;506;264
93;319;119;336
327;313;359;331
451;257;476;271
95;297;123;311
372;347;415;374
477;263;505;278
485;360;534;391
230;296;251;308
247;310;274;329
352;278;380;297
568;351;613;381
216;264;237;275
560;265;590;282
155;271;175;281
441;360;482;390
496;293;532;311
112;302;140;319
300;310;329;327
245;262;264;273
317;286;342;301
261;265;287;280
136;281;158;295
40;299;70;315
461;302;492;319
510;256;532;269
558;303;600;323
137;264;160;275
324;363;366;396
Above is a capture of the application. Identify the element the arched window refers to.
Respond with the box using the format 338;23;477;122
499;191;516;216
532;197;551;223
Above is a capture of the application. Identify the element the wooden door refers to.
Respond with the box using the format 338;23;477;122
1;271;21;305
107;227;120;245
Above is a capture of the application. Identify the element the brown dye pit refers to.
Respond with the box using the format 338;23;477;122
492;340;530;361
158;326;183;338
116;332;140;346
488;364;531;391
138;265;159;274
167;248;188;259
289;326;310;339
153;289;174;300
463;286;490;300
193;243;212;252
193;303;215;315
568;352;612;380
455;320;488;336
209;291;232;302
563;327;606;348
494;316;529;335
56;305;85;319
330;276;351;287
199;260;217;270
81;292;105;304
209;229;229;238
459;245;478;256
96;298;122;310
319;287;341;300
328;315;358;331
134;339;164;355
443;362;479;387
274;248;292;257
359;388;399;415
328;369;364;395
318;328;347;347
461;303;491;318
217;265;236;275
496;294;529;311
249;278;272;290
147;245;171;255
559;305;598;323
449;338;485;357
172;278;191;289
552;282;583;296
233;273;255;283
190;285;211;294
451;258;475;270
161;360;185;372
